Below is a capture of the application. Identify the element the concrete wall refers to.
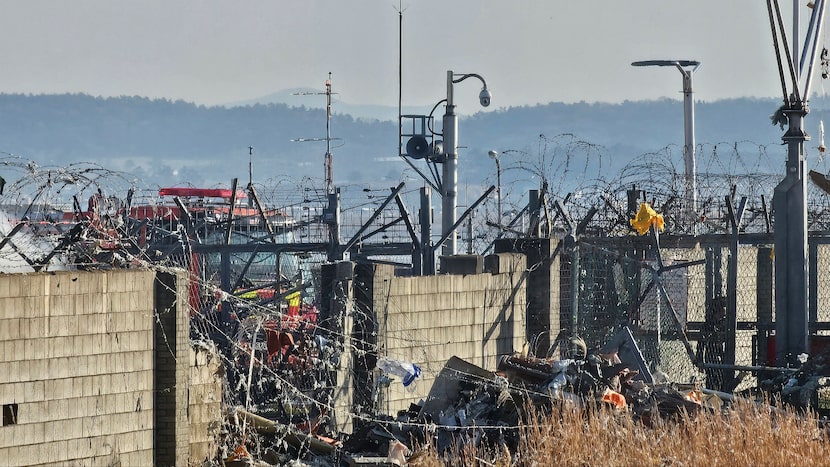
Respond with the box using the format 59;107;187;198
495;238;560;357
320;261;355;434
153;270;190;466
0;269;225;466
368;253;527;413
188;343;223;464
0;270;157;466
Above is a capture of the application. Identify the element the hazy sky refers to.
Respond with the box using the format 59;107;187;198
0;1;826;113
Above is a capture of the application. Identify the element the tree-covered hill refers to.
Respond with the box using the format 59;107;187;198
0;93;799;190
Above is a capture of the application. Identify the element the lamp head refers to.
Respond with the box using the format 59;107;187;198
488;150;499;160
479;87;492;107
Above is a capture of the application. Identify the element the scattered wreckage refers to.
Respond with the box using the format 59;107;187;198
760;350;830;418
218;328;768;466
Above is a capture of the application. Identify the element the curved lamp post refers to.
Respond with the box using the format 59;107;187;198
442;70;491;256
632;60;701;233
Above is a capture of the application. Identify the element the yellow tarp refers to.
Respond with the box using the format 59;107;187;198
237;290;259;300
286;290;301;314
630;202;665;235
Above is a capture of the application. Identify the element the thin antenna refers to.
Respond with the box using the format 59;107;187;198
325;72;333;194
399;2;403;175
291;75;341;194
395;2;407;179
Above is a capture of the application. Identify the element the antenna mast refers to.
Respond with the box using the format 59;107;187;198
291;74;340;194
325;73;334;194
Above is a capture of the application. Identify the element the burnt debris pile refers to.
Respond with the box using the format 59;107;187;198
760;349;830;418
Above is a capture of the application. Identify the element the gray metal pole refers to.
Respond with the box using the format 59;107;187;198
326;189;341;261
679;66;697;230
632;60;700;232
442;70;458;256
794;0;800;80
774;105;809;366
467;211;473;254
420;186;434;275
495;157;502;224
248;146;253;189
725;196;746;390
487;150;502;228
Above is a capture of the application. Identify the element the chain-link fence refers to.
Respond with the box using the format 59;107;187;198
552;232;825;393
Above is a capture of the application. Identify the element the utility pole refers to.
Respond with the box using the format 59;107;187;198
247;146;253;188
441;70;491;256
767;0;826;366
291;75;342;259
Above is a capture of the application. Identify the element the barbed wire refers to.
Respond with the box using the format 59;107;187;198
2;136;830;462
4;136;823;274
473;137;830;244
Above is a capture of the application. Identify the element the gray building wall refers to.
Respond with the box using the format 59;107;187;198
320;261;355;434
154;270;190;466
188;343;223;464
362;253;528;415
494;238;560;357
0;269;224;466
0;270;157;466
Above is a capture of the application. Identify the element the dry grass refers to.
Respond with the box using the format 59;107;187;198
408;399;830;467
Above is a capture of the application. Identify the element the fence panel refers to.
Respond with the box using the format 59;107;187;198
562;235;790;392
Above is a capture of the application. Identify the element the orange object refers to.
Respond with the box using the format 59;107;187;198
225;442;250;462
686;390;702;404
601;389;627;409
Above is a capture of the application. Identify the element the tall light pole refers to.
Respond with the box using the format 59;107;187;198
488;150;501;226
442;70;491;256
632;60;701;232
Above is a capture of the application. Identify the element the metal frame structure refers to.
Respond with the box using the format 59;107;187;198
768;0;826;366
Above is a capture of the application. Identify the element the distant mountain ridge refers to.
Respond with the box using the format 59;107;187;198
225;88;423;121
0;93;805;191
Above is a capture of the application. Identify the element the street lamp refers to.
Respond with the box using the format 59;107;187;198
442;70;491;256
632;59;701;232
488;150;501;226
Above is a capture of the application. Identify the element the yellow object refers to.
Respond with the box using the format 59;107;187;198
630;203;665;235
286;290;302;314
286;290;301;303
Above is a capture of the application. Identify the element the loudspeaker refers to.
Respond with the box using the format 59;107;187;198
428;140;445;162
406;136;430;159
431;140;443;157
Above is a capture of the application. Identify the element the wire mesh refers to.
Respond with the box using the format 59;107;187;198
8;132;830;462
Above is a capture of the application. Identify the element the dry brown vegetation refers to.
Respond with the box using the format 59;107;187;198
407;399;830;467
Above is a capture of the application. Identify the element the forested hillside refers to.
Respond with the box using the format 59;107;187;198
0;93;801;189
